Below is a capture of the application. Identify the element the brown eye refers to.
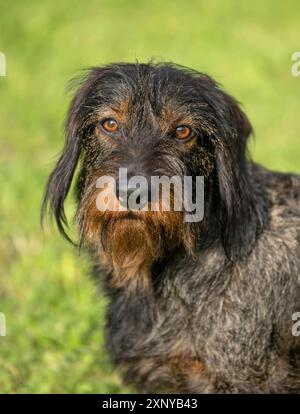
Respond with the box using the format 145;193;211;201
175;125;192;140
101;118;119;133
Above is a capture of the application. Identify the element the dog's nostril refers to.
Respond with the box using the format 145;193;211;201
116;180;151;209
116;179;128;207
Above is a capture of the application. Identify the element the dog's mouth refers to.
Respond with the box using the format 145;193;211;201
76;177;194;274
76;185;196;289
78;190;185;244
116;211;141;219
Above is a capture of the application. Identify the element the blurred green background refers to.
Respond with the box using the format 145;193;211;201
0;0;299;393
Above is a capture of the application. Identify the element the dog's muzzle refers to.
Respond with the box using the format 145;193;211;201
116;177;152;209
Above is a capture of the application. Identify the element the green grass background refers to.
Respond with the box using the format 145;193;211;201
0;0;299;393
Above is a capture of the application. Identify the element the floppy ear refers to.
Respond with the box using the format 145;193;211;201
213;90;266;261
41;82;88;241
41;66;120;239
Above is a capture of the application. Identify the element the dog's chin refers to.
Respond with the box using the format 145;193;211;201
102;215;160;287
100;210;184;262
78;203;187;289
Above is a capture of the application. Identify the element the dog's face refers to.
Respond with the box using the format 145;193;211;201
43;63;260;286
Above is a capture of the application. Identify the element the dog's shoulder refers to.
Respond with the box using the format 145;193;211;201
252;163;300;208
250;164;300;268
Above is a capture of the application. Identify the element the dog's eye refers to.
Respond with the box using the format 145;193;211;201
101;118;119;133
175;125;192;140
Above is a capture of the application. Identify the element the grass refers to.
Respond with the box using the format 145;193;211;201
0;0;299;393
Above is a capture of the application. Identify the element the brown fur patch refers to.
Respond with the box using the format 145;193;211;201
77;173;188;290
169;354;205;378
122;354;206;393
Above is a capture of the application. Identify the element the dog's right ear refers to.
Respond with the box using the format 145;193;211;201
41;77;90;241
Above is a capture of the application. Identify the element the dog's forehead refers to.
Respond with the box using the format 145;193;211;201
92;65;203;121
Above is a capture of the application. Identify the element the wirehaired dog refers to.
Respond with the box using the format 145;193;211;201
42;62;300;393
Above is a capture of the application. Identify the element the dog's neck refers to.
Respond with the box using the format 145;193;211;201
99;250;152;292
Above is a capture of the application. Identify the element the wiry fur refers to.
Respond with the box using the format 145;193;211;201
42;62;300;393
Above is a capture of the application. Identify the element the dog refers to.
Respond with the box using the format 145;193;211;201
42;62;300;393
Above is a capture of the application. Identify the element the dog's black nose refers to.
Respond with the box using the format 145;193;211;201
116;179;151;209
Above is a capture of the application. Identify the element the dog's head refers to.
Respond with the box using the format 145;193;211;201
42;62;264;284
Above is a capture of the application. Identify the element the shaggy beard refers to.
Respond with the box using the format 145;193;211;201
77;184;196;289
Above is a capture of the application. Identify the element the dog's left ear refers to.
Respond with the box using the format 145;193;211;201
209;84;266;261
